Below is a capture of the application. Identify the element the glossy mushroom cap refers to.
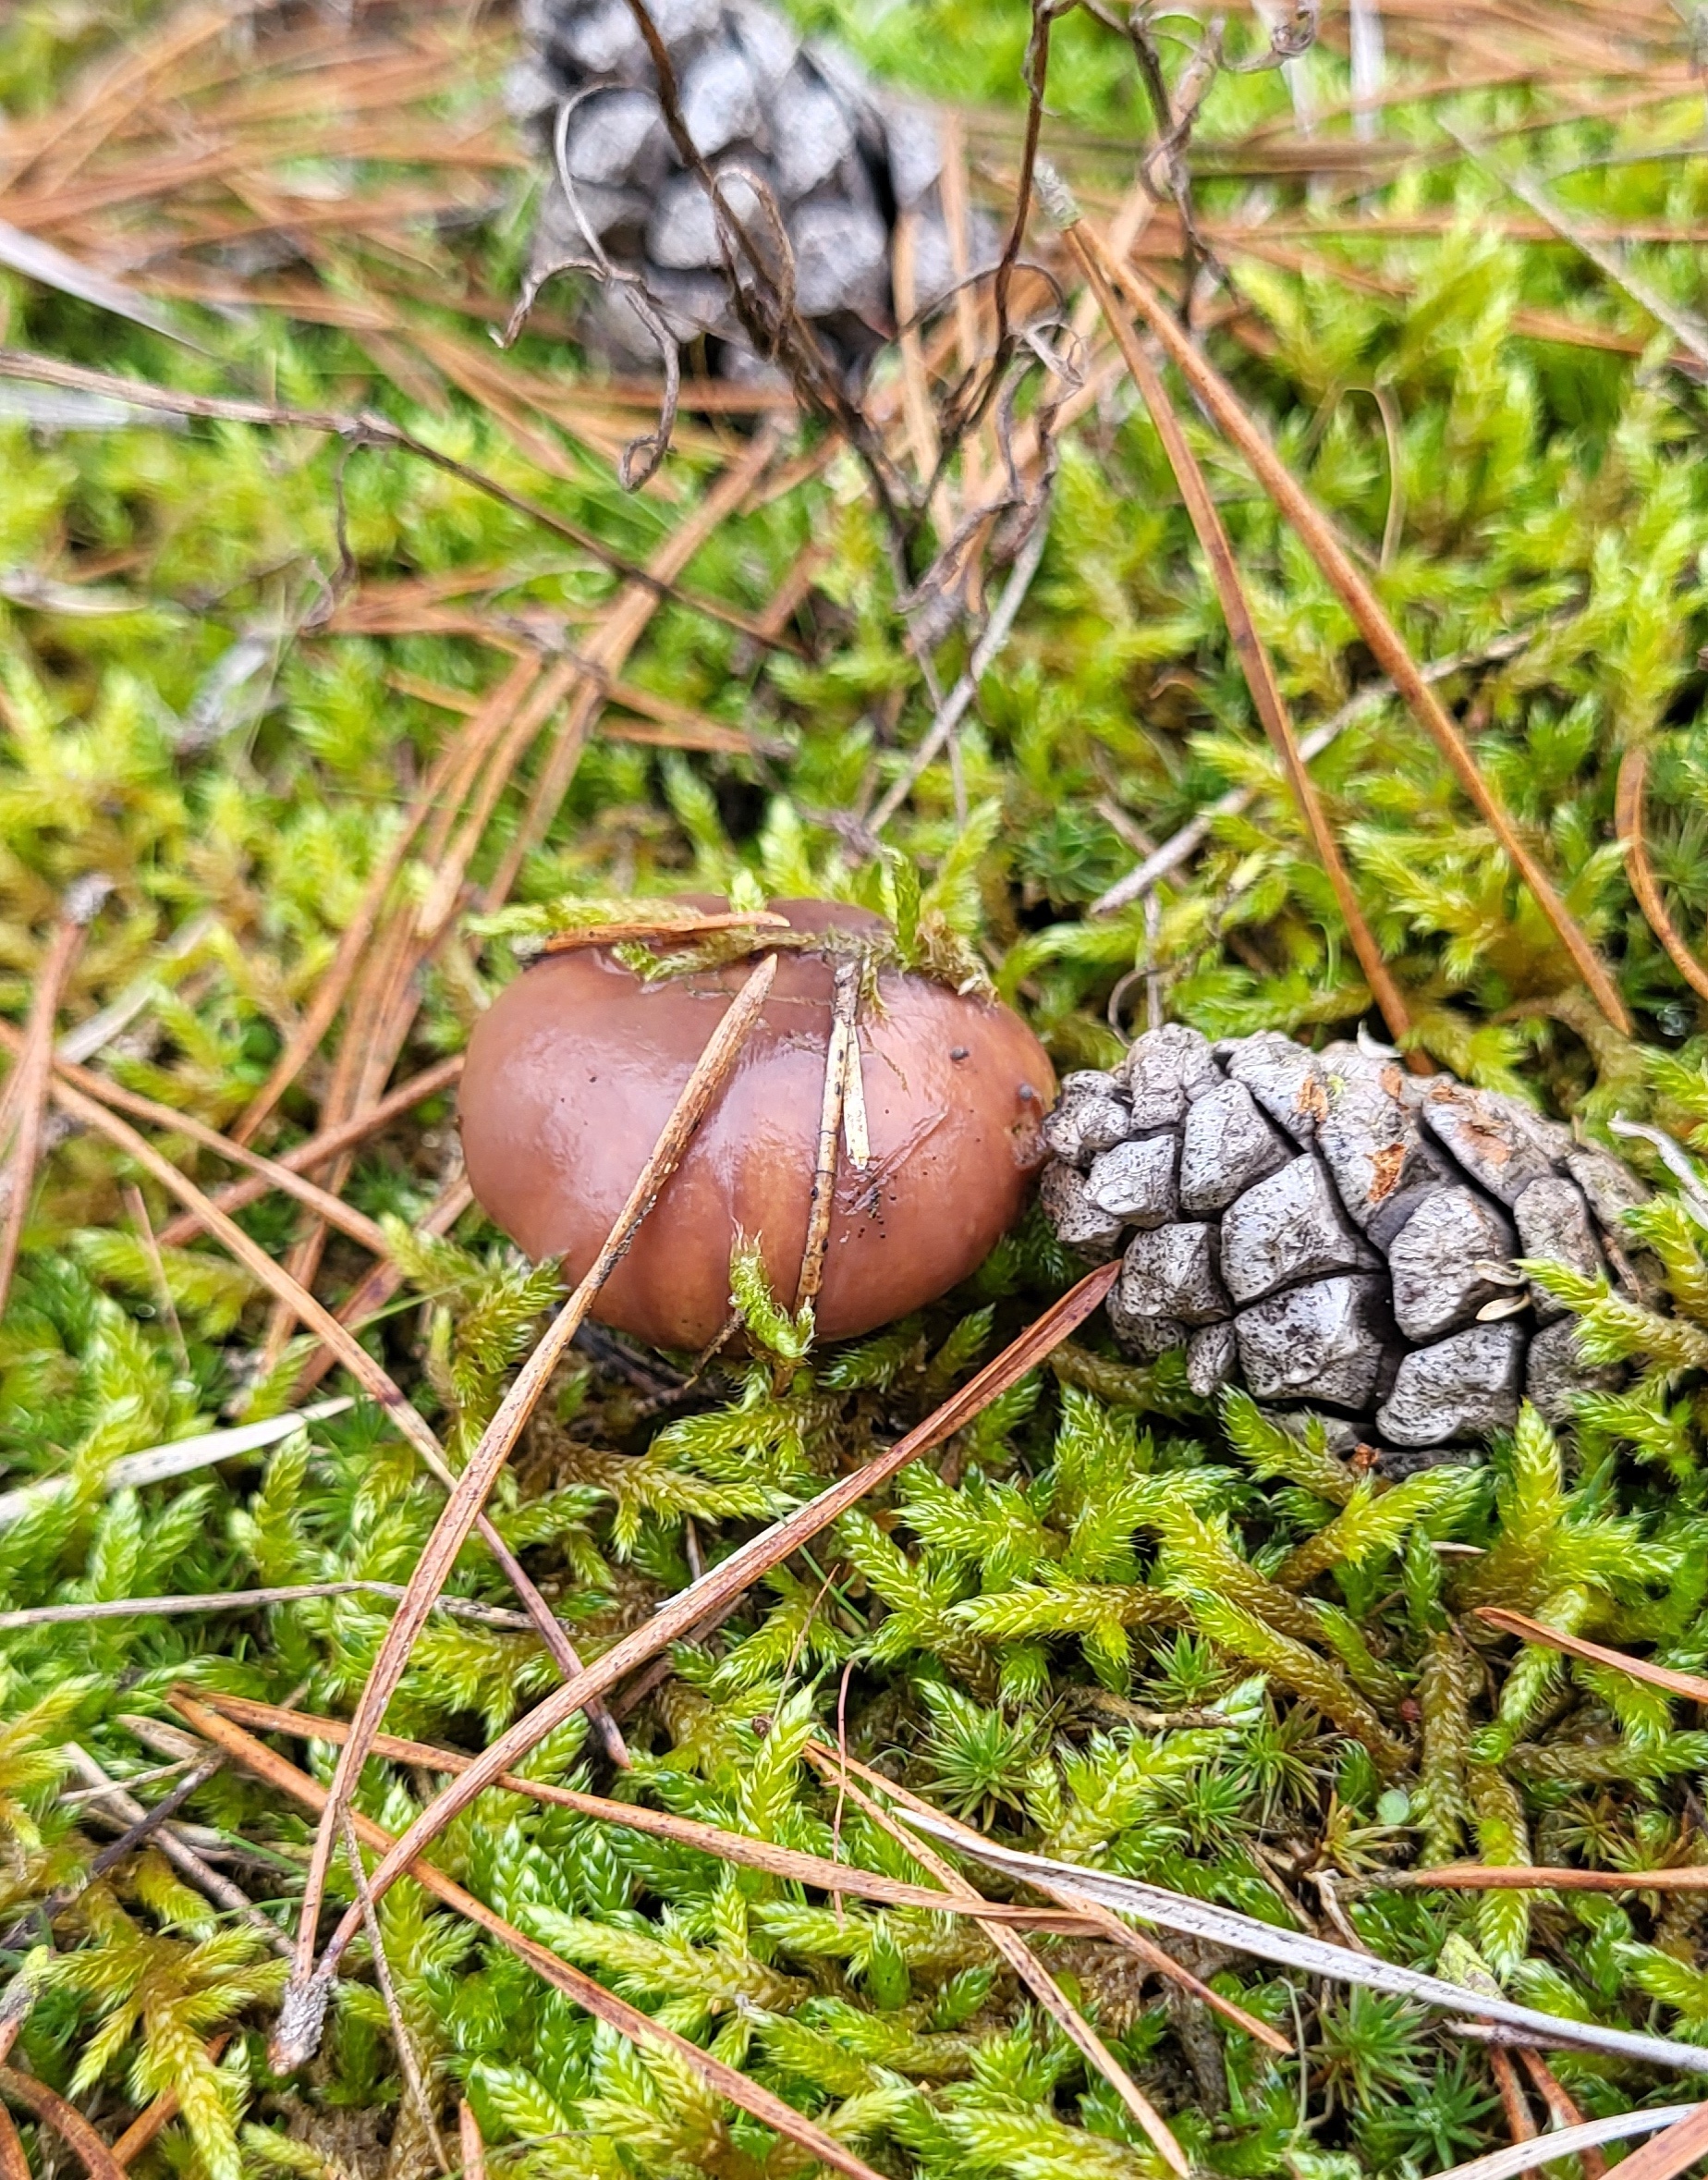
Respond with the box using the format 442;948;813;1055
458;899;1056;1349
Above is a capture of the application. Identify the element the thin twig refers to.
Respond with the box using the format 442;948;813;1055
283;953;781;2050
169;1698;891;2180
795;956;860;1312
294;1263;1120;2002
0;349;794;651
58;1744;287;1955
869;517;1051;833
339;1811;448;2173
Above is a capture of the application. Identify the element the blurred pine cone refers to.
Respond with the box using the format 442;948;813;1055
1041;1027;1648;1473
510;0;982;382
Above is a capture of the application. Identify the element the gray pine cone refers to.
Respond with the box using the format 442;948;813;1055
510;0;982;380
1041;1026;1648;1469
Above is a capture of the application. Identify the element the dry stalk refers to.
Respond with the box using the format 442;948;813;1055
280;953;781;2051
795;955;860;1312
170;1697;892;2180
291;1262;1118;1999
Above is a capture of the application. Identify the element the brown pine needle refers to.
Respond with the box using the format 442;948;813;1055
1067;213;1631;1039
232;655;541;1145
0;2106;28;2180
1354;1864;1708;1894
0;1021;389;1256
0;886;102;1316
796;955;860;1310
1592;2102;1708;2180
169;1697;892;2180
156;1053;463;1248
0;2068;129;2180
801;1738;1289;2055
40;1073;627;1766
297;1260;1120;1991
1062;219;1420;1061
1616;745;1708;1003
1477;1606;1708;1706
180;1690;1100;1929
802;1744;1191;2177
284;951;781;2041
457;2102;485;2180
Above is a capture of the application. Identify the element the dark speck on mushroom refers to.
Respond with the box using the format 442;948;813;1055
950;1046;970;1061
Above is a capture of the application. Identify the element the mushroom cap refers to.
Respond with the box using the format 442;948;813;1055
458;898;1055;1349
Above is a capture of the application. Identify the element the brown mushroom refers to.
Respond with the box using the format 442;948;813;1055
458;898;1055;1349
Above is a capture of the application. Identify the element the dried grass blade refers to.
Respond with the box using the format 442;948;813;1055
1422;2109;1702;2180
1575;2104;1708;2180
182;1690;1097;1928
286;953;781;2033
801;1745;1190;2176
801;1738;1288;2053
1616;746;1708;1003
296;1259;1119;1979
168;1697;890;2180
1080;227;1631;1037
1476;1607;1708;1705
1064;220;1418;1059
883;1804;1708;2074
0;2069;130;2180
